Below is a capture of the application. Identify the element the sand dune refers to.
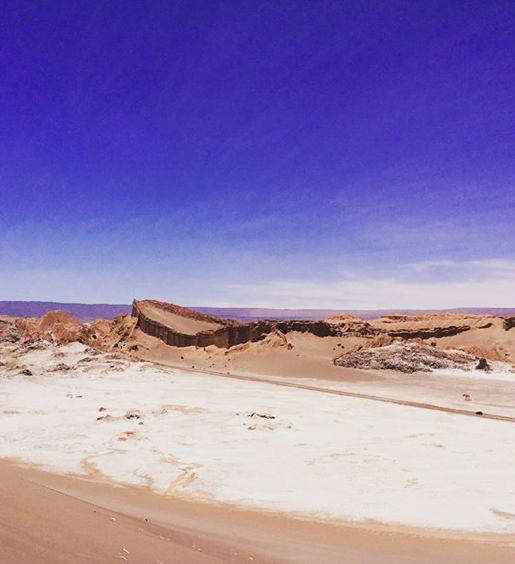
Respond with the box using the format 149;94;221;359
5;462;515;564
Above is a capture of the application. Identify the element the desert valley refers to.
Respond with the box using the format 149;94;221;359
1;300;515;563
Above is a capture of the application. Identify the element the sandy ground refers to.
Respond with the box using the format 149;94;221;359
2;341;515;534
135;330;515;418
2;460;515;564
137;302;223;335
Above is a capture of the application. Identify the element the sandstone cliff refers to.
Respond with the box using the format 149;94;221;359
132;299;339;348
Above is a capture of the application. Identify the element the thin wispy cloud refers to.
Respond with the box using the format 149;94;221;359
409;259;515;276
224;273;515;309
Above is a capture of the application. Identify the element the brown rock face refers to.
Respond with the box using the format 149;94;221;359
370;314;495;340
132;299;339;349
15;311;88;344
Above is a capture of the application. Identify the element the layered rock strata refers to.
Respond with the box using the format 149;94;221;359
132;299;339;348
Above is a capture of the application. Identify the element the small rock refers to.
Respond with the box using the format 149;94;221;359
78;357;95;364
476;358;491;371
97;414;115;422
19;368;33;376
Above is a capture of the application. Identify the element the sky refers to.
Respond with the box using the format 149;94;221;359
1;0;514;308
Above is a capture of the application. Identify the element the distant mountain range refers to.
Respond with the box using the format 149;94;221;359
0;301;132;322
1;301;515;323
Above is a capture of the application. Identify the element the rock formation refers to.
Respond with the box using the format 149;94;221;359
333;342;478;373
504;316;515;331
132;299;340;349
370;313;495;339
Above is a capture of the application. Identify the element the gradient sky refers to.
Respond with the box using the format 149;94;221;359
1;1;514;308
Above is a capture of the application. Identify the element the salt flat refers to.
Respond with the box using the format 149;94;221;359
1;342;515;533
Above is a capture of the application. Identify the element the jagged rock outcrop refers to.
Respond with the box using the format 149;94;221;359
87;315;138;351
0;318;20;343
5;310;135;352
15;311;91;344
333;342;477;373
132;299;339;349
504;317;515;331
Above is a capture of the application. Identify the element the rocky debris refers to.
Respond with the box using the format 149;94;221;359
78;357;96;364
96;414;115;422
26;341;47;350
98;406;107;412
249;413;276;420
0;321;20;343
239;411;292;431
333;342;477;373
53;363;71;371
462;394;472;401
19;368;33;376
476;358;492;371
104;354;124;361
124;409;141;420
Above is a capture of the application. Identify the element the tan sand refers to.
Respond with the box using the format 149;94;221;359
135;301;225;335
2;460;514;564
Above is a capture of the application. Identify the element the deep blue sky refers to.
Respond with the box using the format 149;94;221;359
1;0;514;307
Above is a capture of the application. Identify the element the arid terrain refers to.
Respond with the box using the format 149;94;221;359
1;300;515;563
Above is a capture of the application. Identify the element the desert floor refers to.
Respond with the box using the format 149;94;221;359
1;337;515;562
2;461;515;564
